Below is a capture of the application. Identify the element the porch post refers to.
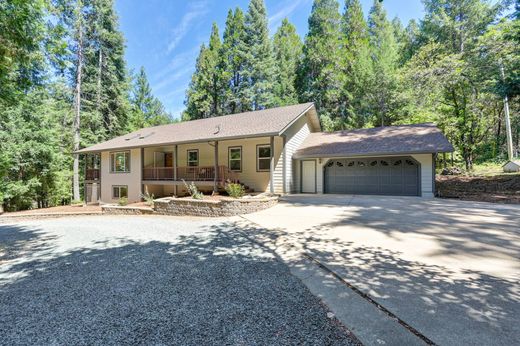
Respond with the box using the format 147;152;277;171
213;141;219;193
174;144;178;196
270;136;274;194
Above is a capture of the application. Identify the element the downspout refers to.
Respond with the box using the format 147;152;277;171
270;136;275;194
282;135;287;194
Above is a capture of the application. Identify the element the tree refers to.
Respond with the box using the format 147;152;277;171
299;0;346;130
243;0;276;110
405;0;504;169
272;18;302;106
221;8;249;114
129;67;171;129
367;0;400;127
342;0;372;127
184;23;227;120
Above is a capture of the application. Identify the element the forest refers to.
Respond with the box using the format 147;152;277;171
1;0;519;211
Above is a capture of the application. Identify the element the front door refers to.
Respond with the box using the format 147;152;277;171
301;160;316;193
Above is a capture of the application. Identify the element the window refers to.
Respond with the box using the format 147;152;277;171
112;185;128;199
110;151;130;173
257;145;271;171
228;147;242;171
187;149;199;167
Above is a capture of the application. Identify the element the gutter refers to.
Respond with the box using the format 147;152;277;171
293;149;454;160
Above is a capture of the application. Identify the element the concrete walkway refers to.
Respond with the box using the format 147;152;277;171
243;195;520;345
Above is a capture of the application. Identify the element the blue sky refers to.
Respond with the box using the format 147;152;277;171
115;0;425;119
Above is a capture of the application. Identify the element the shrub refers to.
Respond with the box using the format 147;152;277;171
182;180;204;200
71;199;83;206
225;182;245;198
118;197;128;206
140;188;155;206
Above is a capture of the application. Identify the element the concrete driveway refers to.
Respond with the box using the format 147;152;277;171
244;195;520;345
0;215;357;345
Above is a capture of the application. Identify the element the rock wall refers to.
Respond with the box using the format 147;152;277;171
102;205;155;215
154;196;278;217
436;175;520;203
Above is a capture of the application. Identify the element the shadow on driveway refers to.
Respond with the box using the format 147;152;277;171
0;221;358;345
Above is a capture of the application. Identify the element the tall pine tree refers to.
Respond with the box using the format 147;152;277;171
184;23;227;120
243;0;276;110
272;18;302;106
129;66;171;129
367;0;400;126
342;0;372;127
221;8;248;114
299;0;346;130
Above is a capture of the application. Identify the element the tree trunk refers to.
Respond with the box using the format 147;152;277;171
73;0;84;202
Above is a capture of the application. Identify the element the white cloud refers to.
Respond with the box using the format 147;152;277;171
268;0;308;33
167;1;209;53
153;46;200;82
153;65;193;92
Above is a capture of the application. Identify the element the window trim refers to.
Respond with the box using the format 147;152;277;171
112;185;128;199
110;151;131;173
228;146;242;172
256;144;271;172
187;149;199;167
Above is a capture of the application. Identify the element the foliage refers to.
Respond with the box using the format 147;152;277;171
273;18;303;106
182;180;204;199
298;0;346;130
225;182;246;198
118;196;128;206
129;66;172;129
140;188;155;207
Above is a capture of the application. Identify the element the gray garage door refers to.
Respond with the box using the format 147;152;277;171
324;157;420;196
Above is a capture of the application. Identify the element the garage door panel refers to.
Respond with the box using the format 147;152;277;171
324;157;420;196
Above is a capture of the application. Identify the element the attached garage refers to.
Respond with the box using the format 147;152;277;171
324;157;420;196
294;123;454;197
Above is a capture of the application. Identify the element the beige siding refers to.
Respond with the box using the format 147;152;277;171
412;153;434;197
100;148;142;203
177;136;283;193
281;116;311;193
302;153;434;197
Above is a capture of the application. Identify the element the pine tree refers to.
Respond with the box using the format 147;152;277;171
299;0;346;130
342;0;372;127
221;8;248;114
367;0;400;126
272;18;302;106
129;66;171;129
243;0;276;110
82;0;130;141
184;23;227;120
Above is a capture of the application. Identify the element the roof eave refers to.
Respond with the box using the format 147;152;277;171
74;131;283;154
293;148;454;160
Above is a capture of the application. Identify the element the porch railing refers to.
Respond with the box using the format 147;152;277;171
142;165;239;184
86;168;100;181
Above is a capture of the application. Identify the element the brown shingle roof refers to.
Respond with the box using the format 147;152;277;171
77;103;317;153
294;123;453;158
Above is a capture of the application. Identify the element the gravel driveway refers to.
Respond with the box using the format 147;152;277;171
0;216;358;345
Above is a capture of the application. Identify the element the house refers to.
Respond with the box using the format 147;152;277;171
77;103;453;203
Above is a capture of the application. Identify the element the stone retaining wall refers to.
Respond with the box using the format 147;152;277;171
102;205;154;215
436;175;520;203
154;196;278;217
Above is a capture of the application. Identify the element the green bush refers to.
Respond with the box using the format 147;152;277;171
140;188;155;206
225;182;245;198
182;180;204;199
118;197;128;206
